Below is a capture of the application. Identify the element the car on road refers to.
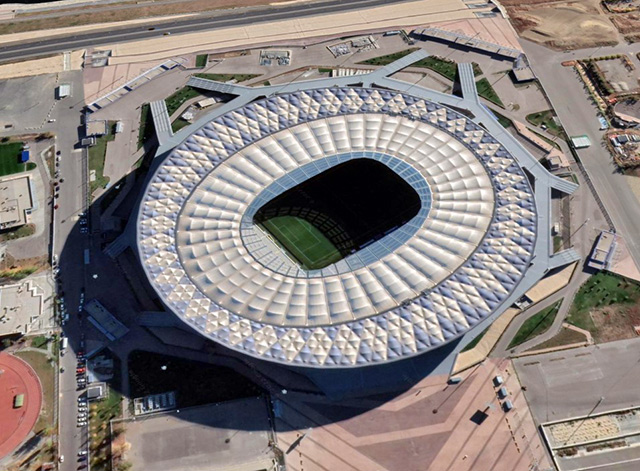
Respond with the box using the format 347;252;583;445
59;455;64;463
77;421;86;427
78;450;87;456
77;367;85;373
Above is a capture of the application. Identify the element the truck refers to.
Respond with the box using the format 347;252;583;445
61;336;68;354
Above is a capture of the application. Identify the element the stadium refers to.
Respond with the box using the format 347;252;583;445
135;55;576;369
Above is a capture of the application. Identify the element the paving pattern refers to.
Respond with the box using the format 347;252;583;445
275;359;551;471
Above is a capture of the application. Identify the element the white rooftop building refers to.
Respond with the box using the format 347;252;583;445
130;54;578;369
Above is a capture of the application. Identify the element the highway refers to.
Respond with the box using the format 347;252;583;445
0;0;424;63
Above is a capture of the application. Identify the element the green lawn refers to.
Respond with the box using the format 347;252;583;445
553;235;563;253
14;350;55;434
567;272;640;332
88;122;115;196
526;110;565;138
165;86;200;116
508;300;562;349
461;328;488;352
194;73;260;83
476;78;504;107
491;108;513;129
358;49;482;81
171;117;191;133
195;54;208;68
359;48;419;65
0;142;28;177
260;216;343;270
137;103;154;149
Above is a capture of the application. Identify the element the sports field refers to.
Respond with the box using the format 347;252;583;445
260;216;343;270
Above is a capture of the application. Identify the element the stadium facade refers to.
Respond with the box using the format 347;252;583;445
133;52;578;369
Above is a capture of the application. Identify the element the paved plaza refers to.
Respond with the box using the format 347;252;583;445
514;338;640;424
275;359;551;471
123;397;276;471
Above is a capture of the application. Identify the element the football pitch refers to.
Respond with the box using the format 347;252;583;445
259;216;343;270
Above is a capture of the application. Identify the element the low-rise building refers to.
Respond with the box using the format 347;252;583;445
85;120;108;137
588;231;616;270
0;175;34;230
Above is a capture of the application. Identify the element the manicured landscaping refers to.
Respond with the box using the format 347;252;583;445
195;54;208;68
30;335;49;349
508;300;562;349
171;117;191;133
137;103;154;149
554;235;563;252
0;142;29;177
165;86;200;117
526;110;564;138
88;122;115;196
359;48;419;65
358;48;482;81
475;78;504;107
128;350;263;407
193;73;260;83
0;223;35;242
461;328;488;352
528;327;587;351
490;109;513;129
567;272;640;333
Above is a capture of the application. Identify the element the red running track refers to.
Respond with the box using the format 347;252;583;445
0;352;43;459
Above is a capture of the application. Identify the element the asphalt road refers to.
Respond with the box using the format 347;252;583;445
0;0;417;63
47;70;92;470
522;38;640;270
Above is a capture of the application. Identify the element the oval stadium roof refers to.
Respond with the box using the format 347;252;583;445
137;87;537;368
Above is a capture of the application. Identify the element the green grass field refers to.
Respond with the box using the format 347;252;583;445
260;216;343;270
0;142;27;177
508;300;562;349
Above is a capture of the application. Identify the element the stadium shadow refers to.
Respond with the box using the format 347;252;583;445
55;150;461;435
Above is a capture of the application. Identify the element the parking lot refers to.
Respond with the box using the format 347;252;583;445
514;338;640;424
0;74;59;131
123;397;276;471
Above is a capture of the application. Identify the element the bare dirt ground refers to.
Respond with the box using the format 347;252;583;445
529;327;587;350
591;304;640;342
504;0;619;49
611;12;640;34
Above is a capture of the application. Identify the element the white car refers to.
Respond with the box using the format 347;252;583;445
78;450;87;456
59;455;64;463
77;421;86;427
